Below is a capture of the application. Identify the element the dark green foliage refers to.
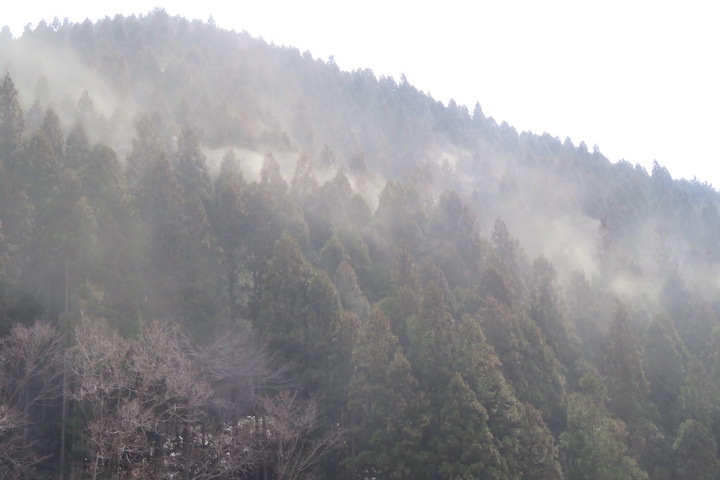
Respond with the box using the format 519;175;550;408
375;180;429;256
346;308;427;479
211;149;246;322
672;419;719;480
319;235;348;274
259;233;313;356
679;358;720;425
529;256;581;374
259;235;352;418
561;392;648;480
605;306;649;422
334;261;370;318
1;12;720;479
0;72;24;161
433;373;507;480
642;314;686;430
425;190;484;288
478;289;567;431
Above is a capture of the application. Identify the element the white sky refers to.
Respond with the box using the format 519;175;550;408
4;1;720;187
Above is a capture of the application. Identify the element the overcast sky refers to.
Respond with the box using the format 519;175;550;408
4;1;720;187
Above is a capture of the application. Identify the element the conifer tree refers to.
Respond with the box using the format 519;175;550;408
672;419;719;480
64;120;90;174
211;149;246;322
334;261;370;318
561;391;648;480
346;308;427;479
605;305;649;422
434;373;508;480
529;256;581;373
455;314;564;479
0;72;24;164
679;358;719;426
642;314;686;430
478;293;567;431
260;235;350;412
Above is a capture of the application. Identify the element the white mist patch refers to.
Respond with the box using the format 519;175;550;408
273;150;301;184
205;145;302;185
237;149;268;183
1;34;139;158
351;173;385;213
1;35;135;119
202;147;229;175
501;205;601;282
608;274;660;306
547;213;601;280
436;152;458;171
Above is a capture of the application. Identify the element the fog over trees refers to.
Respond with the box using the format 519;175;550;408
2;10;720;480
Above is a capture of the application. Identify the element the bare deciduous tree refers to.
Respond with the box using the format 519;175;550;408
168;419;264;480
71;317;271;479
71;318;208;478
0;404;41;479
0;321;64;409
192;328;280;417
69;315;131;402
261;390;343;480
0;321;63;478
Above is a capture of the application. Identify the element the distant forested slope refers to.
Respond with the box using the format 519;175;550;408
1;10;720;480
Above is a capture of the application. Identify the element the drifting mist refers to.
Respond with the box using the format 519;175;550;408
2;11;720;480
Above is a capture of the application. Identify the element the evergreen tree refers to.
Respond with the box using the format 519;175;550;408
488;218;527;303
0;73;32;329
171;126;219;334
434;373;508;480
672;419;719;480
561;392;648;480
642;314;686;431
258;233;312;360
290;154;318;201
529;256;581;374
259;234;350;413
175;126;211;206
131;137;192;324
605;305;649;422
378;275;422;349
126;113;165;190
334;261;370;318
346;308;427;479
455;314;563;479
64;120;90;174
0;72;24;163
319;235;349;275
425;189;484;288
679;358;719;425
211;149;246;323
374;180;428;257
4;13;720;479
406;281;457;412
478;294;567;431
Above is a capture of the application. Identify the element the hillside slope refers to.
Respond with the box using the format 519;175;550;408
1;11;720;480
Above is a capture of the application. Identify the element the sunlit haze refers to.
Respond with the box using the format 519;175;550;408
4;1;720;187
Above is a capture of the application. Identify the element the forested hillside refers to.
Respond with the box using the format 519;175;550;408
2;10;720;480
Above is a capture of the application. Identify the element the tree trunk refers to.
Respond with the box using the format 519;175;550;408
64;253;69;313
60;263;69;479
59;359;68;480
263;415;269;480
183;426;192;480
227;250;237;322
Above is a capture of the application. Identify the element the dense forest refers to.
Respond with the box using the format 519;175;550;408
2;10;720;480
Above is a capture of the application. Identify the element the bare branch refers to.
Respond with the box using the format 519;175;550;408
0;404;43;479
0;321;64;408
261;390;344;480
